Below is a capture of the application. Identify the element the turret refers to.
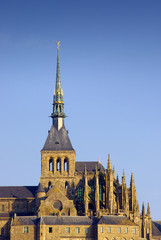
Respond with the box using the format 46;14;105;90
95;166;100;215
147;202;151;217
84;166;89;216
106;154;113;213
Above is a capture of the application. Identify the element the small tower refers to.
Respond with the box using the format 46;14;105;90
84;166;89;216
95;166;100;215
106;154;114;214
40;43;76;190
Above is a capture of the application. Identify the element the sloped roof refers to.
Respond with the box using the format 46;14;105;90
98;216;138;226
12;216;38;226
75;161;105;172
36;183;45;193
42;125;74;151
39;216;93;225
0;186;37;198
152;221;161;236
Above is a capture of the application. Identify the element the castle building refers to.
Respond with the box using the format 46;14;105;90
0;44;160;240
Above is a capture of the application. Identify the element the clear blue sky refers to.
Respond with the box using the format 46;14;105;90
0;0;161;220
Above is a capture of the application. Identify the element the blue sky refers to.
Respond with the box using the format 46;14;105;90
0;0;161;220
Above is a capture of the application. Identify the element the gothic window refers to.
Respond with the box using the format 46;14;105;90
17;204;20;212
48;182;52;190
2;205;4;212
77;186;84;201
65;181;69;189
59;105;61;112
99;184;103;201
57;158;61;172
64;158;68;171
49;158;53;172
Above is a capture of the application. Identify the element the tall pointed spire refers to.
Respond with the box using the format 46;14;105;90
147;202;151;217
51;42;65;130
107;154;111;170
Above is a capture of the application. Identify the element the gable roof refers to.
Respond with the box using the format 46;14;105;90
152;221;161;236
98;216;138;226
12;216;38;226
42;125;74;151
39;216;93;225
0;186;37;198
75;161;105;172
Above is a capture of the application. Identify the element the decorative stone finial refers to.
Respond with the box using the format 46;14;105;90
107;154;111;170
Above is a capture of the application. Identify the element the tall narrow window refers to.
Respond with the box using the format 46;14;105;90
65;181;69;189
108;227;111;233
64;158;68;171
75;227;80;234
66;227;70;233
49;227;52;233
57;158;61;172
2;205;4;212
118;227;121;233
24;226;29;233
49;158;53;172
48;182;52;190
100;226;103;233
125;227;128;233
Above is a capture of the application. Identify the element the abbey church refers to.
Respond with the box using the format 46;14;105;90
0;45;160;240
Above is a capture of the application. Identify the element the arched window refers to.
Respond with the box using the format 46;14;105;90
48;182;52;190
65;181;69;189
57;158;61;172
49;158;53;172
64;158;68;171
59;105;61;112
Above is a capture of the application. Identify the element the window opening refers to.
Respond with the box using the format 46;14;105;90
49;158;53;172
49;227;52;233
57;158;61;171
65;181;68;189
66;227;70;233
24;226;29;233
2;205;4;212
75;227;80;234
64;158;68;171
48;182;52;190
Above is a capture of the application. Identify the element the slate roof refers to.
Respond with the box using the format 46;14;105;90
0;186;37;198
75;161;105;172
12;216;38;226
39;216;93;225
42;125;74;151
36;183;45;193
152;221;161;236
98;216;138;226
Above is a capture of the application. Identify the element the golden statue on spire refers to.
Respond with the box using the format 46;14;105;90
56;41;61;50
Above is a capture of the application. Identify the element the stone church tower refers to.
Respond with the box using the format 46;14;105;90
0;43;158;240
40;43;76;192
